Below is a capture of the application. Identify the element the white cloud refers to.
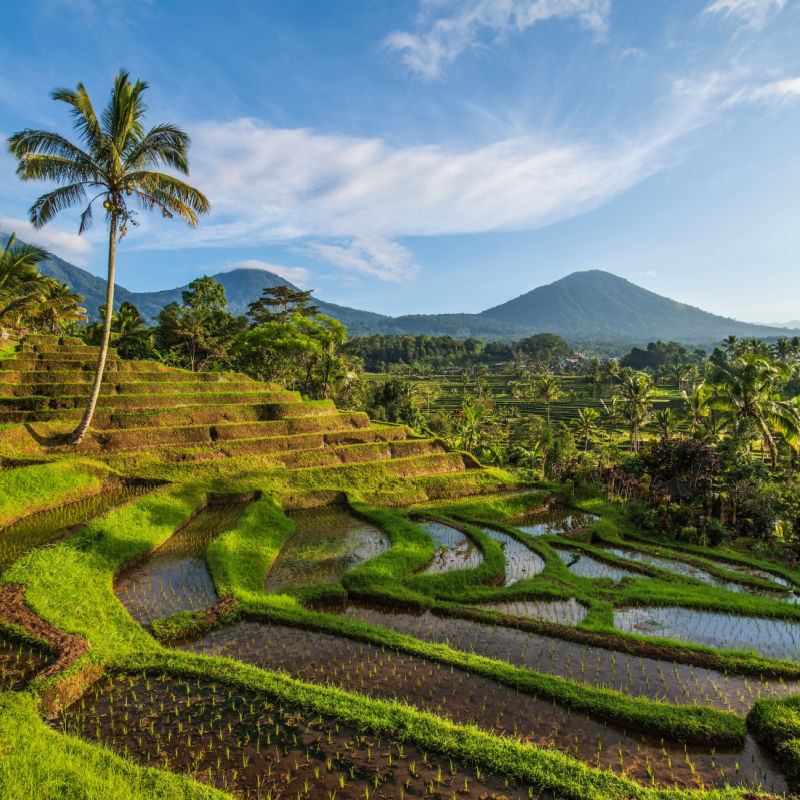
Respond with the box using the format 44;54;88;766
727;76;800;105
0;215;92;262
219;260;311;287
144;75;723;283
304;237;418;283
384;0;611;79
703;0;787;30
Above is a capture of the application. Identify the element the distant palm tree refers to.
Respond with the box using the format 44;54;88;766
652;407;677;439
710;353;800;470
682;383;712;433
32;280;87;332
535;375;562;423
8;70;209;443
575;407;600;452
0;231;52;334
616;372;655;452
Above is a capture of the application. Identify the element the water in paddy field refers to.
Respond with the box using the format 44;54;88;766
481;526;544;584
115;501;249;627
0;634;53;690
265;506;390;592
709;559;792;588
178;620;785;790
417;520;483;573
473;596;587;624
614;606;800;661
57;672;532;800
509;508;598;536
554;548;642;582
344;604;800;712
0;482;157;573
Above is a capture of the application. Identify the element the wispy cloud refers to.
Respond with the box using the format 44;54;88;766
383;0;611;79
703;0;787;30
219;260;311;287
0;214;92;262
727;76;800;105
142;77;722;282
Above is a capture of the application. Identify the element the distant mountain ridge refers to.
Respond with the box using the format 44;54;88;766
27;245;799;346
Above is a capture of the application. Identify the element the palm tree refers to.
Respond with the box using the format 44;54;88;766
652;407;677;439
616;372;655;452
8;70;209;444
682;383;712;433
709;353;800;470
574;407;600;452
459;398;488;451
0;231;52;335
535;375;562;423
31;280;87;332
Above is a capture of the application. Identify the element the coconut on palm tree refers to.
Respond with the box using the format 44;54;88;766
8;70;209;444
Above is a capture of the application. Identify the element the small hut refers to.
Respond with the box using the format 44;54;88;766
659;476;695;501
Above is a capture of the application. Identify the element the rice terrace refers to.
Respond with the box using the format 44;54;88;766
3;3;800;800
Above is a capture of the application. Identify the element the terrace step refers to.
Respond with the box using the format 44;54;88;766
0;380;280;398
0;369;262;385
72;415;387;452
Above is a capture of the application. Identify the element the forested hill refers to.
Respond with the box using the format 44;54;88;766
481;270;796;342
29;244;798;345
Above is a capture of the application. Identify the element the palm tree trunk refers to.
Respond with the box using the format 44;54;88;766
69;215;117;445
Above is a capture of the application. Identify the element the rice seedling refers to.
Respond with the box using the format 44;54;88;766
508;509;598;537
0;633;53;690
479;527;545;585
553;548;642;582
416;521;483;574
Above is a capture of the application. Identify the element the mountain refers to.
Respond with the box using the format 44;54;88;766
481;270;800;343
28;246;799;346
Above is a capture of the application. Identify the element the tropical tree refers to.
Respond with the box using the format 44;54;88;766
616;372;655;452
574;407;600;452
0;232;52;334
710;353;800;470
8;70;209;443
458;398;488;451
535;375;562;423
652;407;677;439
682;383;712;433
30;280;86;332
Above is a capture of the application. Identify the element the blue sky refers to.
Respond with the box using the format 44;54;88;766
1;0;799;322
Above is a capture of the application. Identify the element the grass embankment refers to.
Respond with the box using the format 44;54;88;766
0;460;117;527
748;695;800;787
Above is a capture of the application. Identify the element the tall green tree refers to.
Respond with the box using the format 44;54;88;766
616;372;655;452
8;70;209;443
710;353;800;470
0;232;52;334
535;375;562;423
247;285;319;325
574;407;600;452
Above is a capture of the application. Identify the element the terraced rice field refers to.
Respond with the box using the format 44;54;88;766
417;520;483;573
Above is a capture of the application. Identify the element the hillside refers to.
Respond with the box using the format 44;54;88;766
481;270;799;342
29;245;798;345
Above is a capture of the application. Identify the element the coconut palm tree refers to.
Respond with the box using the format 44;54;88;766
574;407;600;452
616;372;655;452
8;70;209;444
682;383;712;433
709;353;800;470
652;407;677;439
30;280;87;332
535;374;562;423
0;232;53;335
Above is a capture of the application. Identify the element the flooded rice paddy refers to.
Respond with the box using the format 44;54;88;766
480;527;544;585
473;597;587;625
508;508;598;537
265;507;390;592
57;672;531;799
614;606;800;662
554;548;643;582
0;634;52;690
115;501;249;627
417;520;483;574
344;604;799;714
0;482;157;572
180;620;783;790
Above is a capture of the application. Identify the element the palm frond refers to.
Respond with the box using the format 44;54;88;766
52;83;106;155
29;183;89;228
13;153;100;185
123;124;190;173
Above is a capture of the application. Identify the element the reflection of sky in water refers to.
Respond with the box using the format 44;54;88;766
475;597;587;625
419;522;483;573
555;549;640;582
512;510;598;537
615;606;800;661
481;527;544;585
266;507;390;591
